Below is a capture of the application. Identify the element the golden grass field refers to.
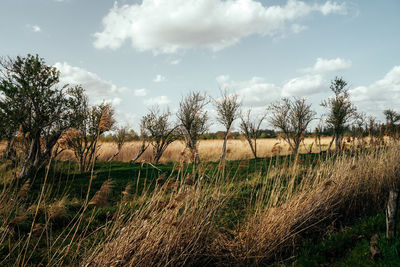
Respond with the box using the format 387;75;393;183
56;137;333;163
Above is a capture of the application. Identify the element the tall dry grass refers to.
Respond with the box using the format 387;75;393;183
80;145;400;266
1;143;399;266
56;137;332;164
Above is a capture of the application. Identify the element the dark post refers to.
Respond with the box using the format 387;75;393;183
386;189;399;238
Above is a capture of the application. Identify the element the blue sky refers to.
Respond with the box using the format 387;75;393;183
1;0;399;131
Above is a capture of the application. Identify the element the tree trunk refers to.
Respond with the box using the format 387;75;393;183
130;141;149;164
154;149;162;164
18;136;38;179
328;134;335;151
335;134;342;152
253;138;257;159
220;132;228;162
386;189;399;238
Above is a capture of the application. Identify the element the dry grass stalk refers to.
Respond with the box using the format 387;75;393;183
89;180;114;208
82;178;228;266
48;196;69;220
121;184;132;203
9;215;27;225
17;179;30;198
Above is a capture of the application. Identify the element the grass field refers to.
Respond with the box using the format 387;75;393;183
1;140;400;266
57;137;333;163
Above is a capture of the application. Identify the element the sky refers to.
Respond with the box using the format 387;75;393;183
1;0;399;132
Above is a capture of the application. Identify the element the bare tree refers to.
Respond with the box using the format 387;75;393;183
62;98;115;173
141;107;177;164
239;109;267;159
214;90;241;162
269;97;315;155
314;118;325;153
367;115;380;145
108;126;129;161
321;77;356;152
350;112;367;148
176;91;209;164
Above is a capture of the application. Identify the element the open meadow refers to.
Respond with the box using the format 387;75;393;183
57;137;333;163
2;139;400;266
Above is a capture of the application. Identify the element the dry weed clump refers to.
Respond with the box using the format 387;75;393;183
48;196;69;220
82;178;229;266
17;179;30;198
220;146;400;265
88;180;114;208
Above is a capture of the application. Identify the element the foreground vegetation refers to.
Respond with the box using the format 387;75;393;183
1;144;400;266
2;54;400;266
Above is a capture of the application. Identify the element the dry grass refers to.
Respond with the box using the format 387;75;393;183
223;146;400;265
56;137;332;164
80;145;400;266
1;138;399;266
83;177;226;266
88;180;114;208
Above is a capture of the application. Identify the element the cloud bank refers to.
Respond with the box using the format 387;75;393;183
94;0;346;53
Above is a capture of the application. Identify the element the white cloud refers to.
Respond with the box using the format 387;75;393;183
217;75;281;107
54;62;128;106
144;95;171;106
27;25;41;32
291;24;308;34
170;59;181;65
217;73;326;107
94;0;346;53
282;74;324;96
134;88;148;96
300;57;352;74
349;66;400;116
320;1;347;15
153;74;167;83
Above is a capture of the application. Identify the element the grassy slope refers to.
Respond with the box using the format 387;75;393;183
295;212;400;266
1;150;400;265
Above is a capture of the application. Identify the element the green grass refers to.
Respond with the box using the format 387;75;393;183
295;213;400;266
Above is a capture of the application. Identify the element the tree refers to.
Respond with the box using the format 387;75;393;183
61;91;115;173
321;77;356;152
383;109;400;139
176;91;209;164
214;90;241;162
141;107;177;164
269;97;315;154
239;109;267;159
0;54;84;178
109;126;129;160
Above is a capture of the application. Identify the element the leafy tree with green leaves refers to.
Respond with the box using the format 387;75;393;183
0;54;85;178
